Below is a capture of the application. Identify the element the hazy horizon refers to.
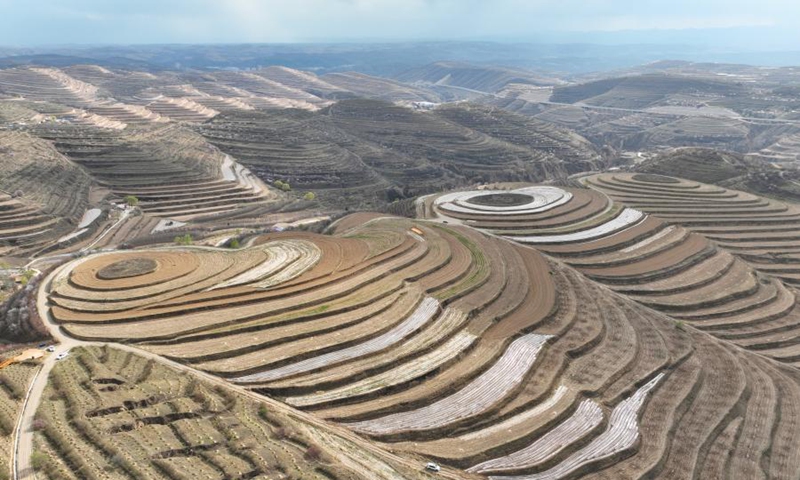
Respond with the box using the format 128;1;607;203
1;0;799;51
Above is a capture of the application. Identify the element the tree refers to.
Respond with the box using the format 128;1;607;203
174;234;193;246
19;269;36;285
123;195;139;207
229;238;240;249
303;192;316;201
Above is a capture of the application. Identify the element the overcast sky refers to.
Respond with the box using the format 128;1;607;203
1;0;799;49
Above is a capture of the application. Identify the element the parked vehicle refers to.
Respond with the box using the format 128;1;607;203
425;462;441;472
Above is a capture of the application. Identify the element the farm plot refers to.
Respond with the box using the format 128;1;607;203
29;123;279;221
31;345;424;480
345;333;552;436
0;67;97;108
434;186;572;216
0;350;40;476
486;374;664;480
209;239;321;290
426;184;800;363
468;399;604;475
41;212;800;478
0;131;93;255
586;172;800;285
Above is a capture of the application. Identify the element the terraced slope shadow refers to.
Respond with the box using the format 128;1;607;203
29;123;279;221
0;131;92;256
43;214;800;478
426;184;800;365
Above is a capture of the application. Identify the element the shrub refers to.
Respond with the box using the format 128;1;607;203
274;426;291;440
304;445;324;462
229;238;240;249
30;451;48;471
0;373;23;400
123;195;139;207
174;234;193;246
303;192;316;201
0;411;13;435
32;418;47;431
19;269;36;286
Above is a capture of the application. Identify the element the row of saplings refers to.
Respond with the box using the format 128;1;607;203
29;349;335;480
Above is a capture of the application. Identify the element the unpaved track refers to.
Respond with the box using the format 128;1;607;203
14;257;469;480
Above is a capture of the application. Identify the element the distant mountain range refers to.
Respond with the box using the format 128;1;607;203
3;41;800;76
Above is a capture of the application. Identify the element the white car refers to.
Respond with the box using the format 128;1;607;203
55;352;69;361
46;346;56;353
425;462;441;473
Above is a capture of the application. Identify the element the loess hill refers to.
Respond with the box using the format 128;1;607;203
0;64;602;220
198;99;601;208
484;68;800;158
7;59;800;479
635;147;800;204
549;73;745;109
393;61;562;98
0;130;92;256
41;204;800;479
427;178;800;366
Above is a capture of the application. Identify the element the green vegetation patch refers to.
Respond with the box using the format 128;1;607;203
431;225;489;301
97;258;158;280
467;193;534;207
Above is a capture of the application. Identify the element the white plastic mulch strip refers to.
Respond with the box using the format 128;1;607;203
508;209;645;244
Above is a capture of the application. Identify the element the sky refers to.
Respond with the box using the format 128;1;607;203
1;0;799;49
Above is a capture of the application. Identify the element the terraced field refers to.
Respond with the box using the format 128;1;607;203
0;131;93;255
0;67;98;108
0;65;330;128
426;183;800;366
42;213;800;478
198;109;392;208
9;60;800;478
199;100;600;207
0;65;603;214
33;345;427;480
30;123;277;221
